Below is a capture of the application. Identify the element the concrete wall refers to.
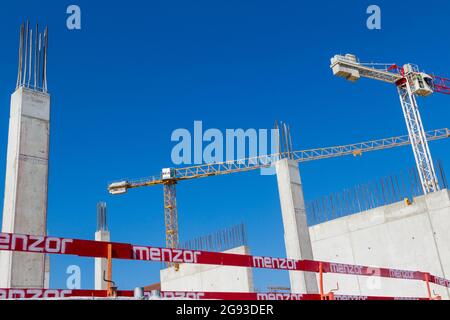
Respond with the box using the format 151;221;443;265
0;88;50;288
160;246;254;292
309;189;450;299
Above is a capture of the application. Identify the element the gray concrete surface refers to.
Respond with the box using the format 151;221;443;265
275;159;318;294
161;246;254;292
95;230;111;290
310;189;450;299
0;87;50;288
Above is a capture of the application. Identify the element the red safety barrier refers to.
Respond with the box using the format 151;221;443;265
159;291;431;301
0;288;431;300
304;259;423;281
0;231;448;299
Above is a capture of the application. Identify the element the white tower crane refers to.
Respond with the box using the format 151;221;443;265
331;54;450;194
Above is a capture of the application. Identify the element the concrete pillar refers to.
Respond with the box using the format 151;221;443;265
275;158;318;294
0;87;50;288
44;255;50;289
95;230;110;290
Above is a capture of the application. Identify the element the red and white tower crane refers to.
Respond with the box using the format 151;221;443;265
331;54;450;194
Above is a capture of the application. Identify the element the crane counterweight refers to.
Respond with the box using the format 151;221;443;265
108;181;128;195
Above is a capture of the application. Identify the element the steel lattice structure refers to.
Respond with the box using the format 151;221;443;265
398;74;439;193
163;182;178;248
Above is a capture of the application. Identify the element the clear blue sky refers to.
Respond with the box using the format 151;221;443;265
0;0;449;291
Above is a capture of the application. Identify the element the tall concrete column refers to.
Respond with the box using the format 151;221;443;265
275;158;318;294
94;230;111;290
0;87;51;288
95;201;110;290
44;254;50;289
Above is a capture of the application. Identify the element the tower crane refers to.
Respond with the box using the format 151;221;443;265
330;54;450;194
108;128;449;256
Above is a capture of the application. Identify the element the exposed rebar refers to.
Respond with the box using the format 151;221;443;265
306;161;447;226
180;223;248;253
15;21;48;93
97;202;108;232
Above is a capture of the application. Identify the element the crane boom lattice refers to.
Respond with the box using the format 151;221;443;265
109;128;449;191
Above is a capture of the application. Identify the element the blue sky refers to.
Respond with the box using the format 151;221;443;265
0;0;449;291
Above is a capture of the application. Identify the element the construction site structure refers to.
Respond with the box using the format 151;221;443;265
331;54;450;194
0;22;50;288
108;125;450;293
95;202;110;290
1;222;450;299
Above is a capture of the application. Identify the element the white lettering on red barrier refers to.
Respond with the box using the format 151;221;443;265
329;263;363;275
1;231;450;293
0;289;73;299
433;276;450;288
388;269;415;279
132;246;201;264
0;288;432;300
252;256;297;270
256;293;304;300
161;292;206;299
334;295;368;300
0;233;73;254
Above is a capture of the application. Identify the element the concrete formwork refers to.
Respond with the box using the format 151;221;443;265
275;159;318;294
310;189;450;299
0;87;50;288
